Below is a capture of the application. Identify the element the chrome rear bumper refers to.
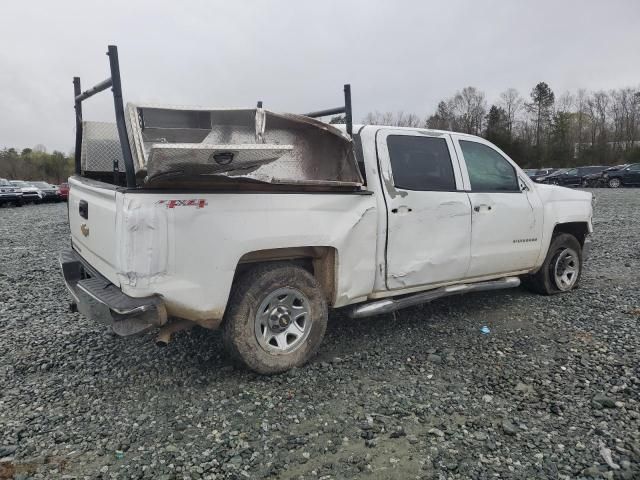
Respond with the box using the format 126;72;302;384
59;249;167;335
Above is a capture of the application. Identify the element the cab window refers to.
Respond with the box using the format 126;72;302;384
459;140;519;192
387;135;456;191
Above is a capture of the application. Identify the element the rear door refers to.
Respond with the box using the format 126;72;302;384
377;129;471;290
68;176;120;285
452;136;543;278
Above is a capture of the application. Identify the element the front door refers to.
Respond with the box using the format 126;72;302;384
377;130;471;290
452;136;543;278
561;168;580;186
626;163;640;184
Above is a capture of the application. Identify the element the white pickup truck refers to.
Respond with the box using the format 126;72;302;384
61;47;593;373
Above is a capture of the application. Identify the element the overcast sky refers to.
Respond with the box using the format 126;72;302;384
1;0;639;152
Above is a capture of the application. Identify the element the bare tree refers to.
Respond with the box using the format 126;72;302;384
452;86;487;135
362;111;422;127
499;88;523;138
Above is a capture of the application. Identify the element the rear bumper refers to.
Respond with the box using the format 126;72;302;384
59;249;167;335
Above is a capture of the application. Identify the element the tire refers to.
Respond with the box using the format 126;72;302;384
522;233;583;295
222;262;328;374
607;177;621;188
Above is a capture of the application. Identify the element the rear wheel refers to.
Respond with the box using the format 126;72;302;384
522;233;583;295
607;177;621;188
222;262;328;374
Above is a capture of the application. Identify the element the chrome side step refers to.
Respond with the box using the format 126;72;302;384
348;277;521;319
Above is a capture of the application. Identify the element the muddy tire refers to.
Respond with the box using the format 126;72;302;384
522;233;583;295
222;262;328;374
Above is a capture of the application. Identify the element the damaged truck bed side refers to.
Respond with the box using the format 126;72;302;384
61;46;594;374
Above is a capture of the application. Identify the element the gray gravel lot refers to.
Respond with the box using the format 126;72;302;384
1;189;639;480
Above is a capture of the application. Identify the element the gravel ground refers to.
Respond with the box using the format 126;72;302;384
1;189;639;480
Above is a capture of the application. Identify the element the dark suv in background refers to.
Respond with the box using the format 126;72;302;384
543;166;607;187
603;163;640;188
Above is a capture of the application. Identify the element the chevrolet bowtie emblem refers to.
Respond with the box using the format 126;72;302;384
80;223;90;237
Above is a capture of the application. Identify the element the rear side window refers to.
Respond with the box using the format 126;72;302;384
459;140;519;192
387;135;456;191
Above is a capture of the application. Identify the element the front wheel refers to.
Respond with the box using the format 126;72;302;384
222;262;328;374
607;177;621;188
522;233;583;295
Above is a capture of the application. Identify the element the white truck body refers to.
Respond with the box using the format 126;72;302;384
65;123;593;334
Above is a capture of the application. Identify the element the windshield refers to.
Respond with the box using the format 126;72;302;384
0;179;11;186
31;182;52;188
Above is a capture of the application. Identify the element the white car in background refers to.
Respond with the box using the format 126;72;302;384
9;180;43;204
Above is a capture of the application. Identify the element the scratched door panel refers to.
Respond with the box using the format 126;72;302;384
376;129;471;290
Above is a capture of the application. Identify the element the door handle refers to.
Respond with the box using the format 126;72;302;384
473;204;492;212
391;206;413;214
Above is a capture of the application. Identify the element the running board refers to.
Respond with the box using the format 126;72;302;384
348;277;521;319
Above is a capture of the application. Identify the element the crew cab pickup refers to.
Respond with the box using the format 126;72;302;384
61;46;594;373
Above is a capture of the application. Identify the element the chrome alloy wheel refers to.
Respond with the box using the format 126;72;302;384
608;177;621;188
552;247;580;291
254;287;311;354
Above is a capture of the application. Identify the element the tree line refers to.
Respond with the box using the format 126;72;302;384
359;83;640;168
0;146;73;184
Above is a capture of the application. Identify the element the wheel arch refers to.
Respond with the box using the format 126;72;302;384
234;247;338;306
552;221;590;247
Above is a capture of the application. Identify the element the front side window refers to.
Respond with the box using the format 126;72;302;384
566;168;578;175
459;140;519;192
628;164;640;171
387;135;456;191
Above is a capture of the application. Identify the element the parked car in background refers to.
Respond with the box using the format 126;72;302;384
29;181;61;202
58;182;69;201
0;178;23;206
9;180;43;204
581;164;628;187
529;168;556;182
543;166;608;187
533;168;567;183
603;163;640;188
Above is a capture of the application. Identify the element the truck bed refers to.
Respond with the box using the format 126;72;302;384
68;176;378;327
